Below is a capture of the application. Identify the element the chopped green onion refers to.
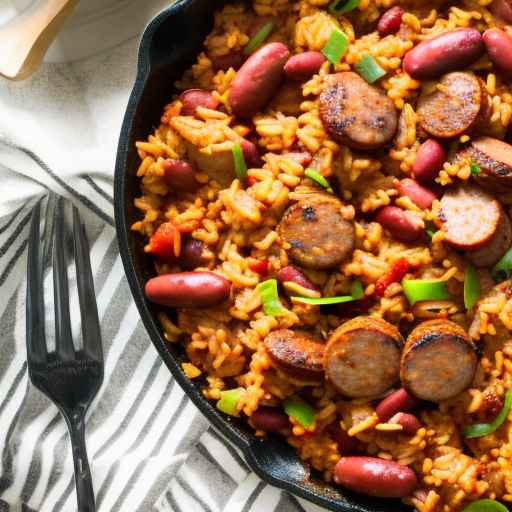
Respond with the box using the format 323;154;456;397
244;21;274;55
232;144;247;181
293;280;363;305
283;396;316;427
426;229;435;239
402;279;451;305
329;0;359;15
354;54;386;83
463;500;508;512
305;168;333;193
492;247;512;282
322;29;349;65
350;279;364;300
464;389;512;438
470;161;481;176
256;279;290;316
464;265;480;310
217;388;245;416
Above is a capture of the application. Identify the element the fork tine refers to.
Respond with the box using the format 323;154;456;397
53;198;75;361
26;201;46;365
73;206;103;363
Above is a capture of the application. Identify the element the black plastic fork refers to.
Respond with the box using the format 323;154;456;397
26;196;104;512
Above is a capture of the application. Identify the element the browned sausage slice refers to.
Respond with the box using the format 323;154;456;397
417;72;490;138
319;72;398;150
466;137;512;186
264;329;325;382
278;194;355;269
400;320;477;402
324;316;404;398
438;184;501;250
467;209;512;267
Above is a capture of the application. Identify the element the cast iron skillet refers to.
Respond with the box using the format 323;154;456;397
114;2;409;511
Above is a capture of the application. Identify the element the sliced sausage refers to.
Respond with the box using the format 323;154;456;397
179;89;219;117
278;194;355;269
376;388;419;421
319;72;398;150
417;72;491;139
466;137;512;186
324;316;404;398
334;457;418;498
229;42;290;118
467;209;512;267
403;28;484;80
400;319;477;402
438;184;501;250
145;272;231;308
264;329;325;383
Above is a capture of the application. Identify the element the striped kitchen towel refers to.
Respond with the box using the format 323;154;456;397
0;2;320;511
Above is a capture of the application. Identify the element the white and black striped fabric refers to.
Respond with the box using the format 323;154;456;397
0;2;323;511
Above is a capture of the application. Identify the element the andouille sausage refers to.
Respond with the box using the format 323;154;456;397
324;316;404;397
402;28;484;80
145;272;231;308
229;42;290;118
465;137;512;186
278;194;355;269
264;329;325;382
437;184;502;250
319;72;398;150
417;72;491;139
334;457;418;498
400;319;477;401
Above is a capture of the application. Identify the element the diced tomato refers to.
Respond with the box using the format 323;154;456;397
147;222;176;260
247;176;258;187
374;258;410;297
249;259;269;276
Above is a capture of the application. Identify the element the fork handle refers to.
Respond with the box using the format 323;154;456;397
67;413;96;512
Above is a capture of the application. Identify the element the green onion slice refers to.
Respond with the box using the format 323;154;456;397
464;265;480;310
256;279;290;316
305;168;333;193
329;0;359;15
470;161;481;176
293;280;363;305
244;21;274;55
463;500;508;512
232;144;248;181
402;279;451;305
426;229;435;239
464;389;512;438
322;29;349;65
492;247;512;282
354;54;386;83
217;388;245;416
283;396;316;428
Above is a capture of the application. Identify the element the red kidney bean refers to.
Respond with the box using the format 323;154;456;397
376;388;419;421
403;28;484;80
276;266;317;291
284;51;326;81
334;456;418;498
180;239;210;270
412;139;446;183
397;178;437;210
145;272;230;308
377;6;405;36
211;51;245;71
375;206;424;242
229;42;290;118
483;29;512;81
250;407;289;432
163;159;199;192
240;139;262;168
328;423;359;454
179;89;219;117
490;0;512;23
388;412;422;434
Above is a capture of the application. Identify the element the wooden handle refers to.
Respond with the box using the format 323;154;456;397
0;0;80;80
